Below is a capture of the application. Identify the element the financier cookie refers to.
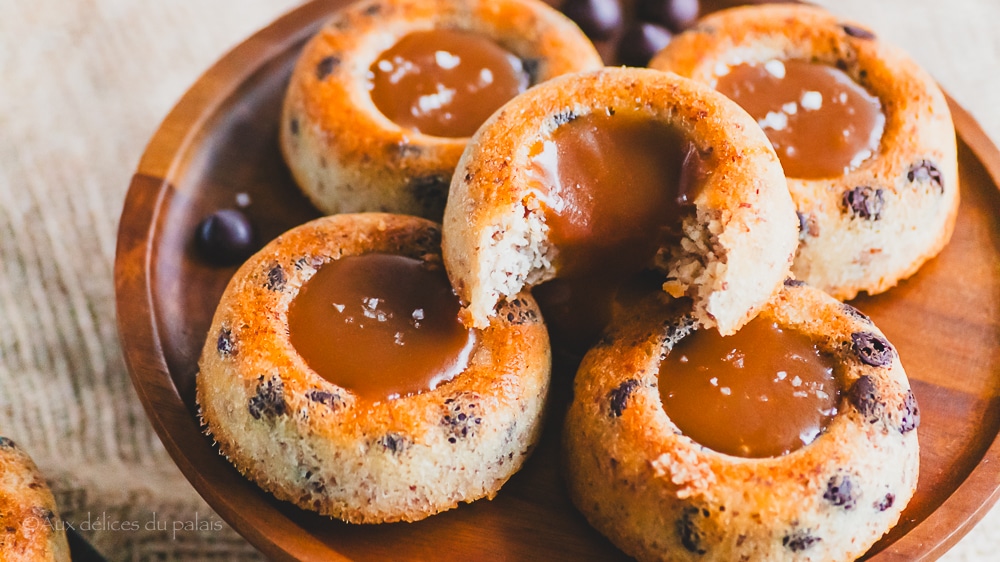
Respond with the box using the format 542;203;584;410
564;281;919;561
442;67;798;343
651;4;959;300
197;213;550;523
0;437;70;562
280;0;602;221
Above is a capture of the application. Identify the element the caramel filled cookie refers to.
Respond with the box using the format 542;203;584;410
443;67;798;342
197;214;550;523
564;281;919;561
0;438;70;562
651;4;959;300
280;0;602;221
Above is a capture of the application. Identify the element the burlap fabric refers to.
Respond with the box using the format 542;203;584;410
0;0;997;559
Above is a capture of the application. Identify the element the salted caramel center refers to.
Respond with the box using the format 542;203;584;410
287;253;475;402
658;317;839;458
528;111;706;352
367;29;529;138
715;60;884;179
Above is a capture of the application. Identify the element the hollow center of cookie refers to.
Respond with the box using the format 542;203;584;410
287;253;475;402
715;60;884;179
658;316;839;458
528;111;706;353
367;29;529;138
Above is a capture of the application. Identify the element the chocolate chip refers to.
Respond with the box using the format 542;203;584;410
521;57;541;85
248;376;287;420
784;278;806;288
618;22;673;67
561;0;623;41
217;328;234;356
899;389;920;433
442;395;482;443
797;211;819;238
676;506;708;555
851;332;896;367
783;530;821;552
823;473;859;510
842;186;884;220
498;298;539;325
875;493;895;512
315;55;340;81
637;0;700;33
836;59;849;71
608;379;640;417
908;160;944;192
841;303;872;323
289;118;299;136
0;437;13;448
842;24;876;40
848;375;884;423
306;390;342;409
551;109;579;127
266;264;287;292
195;209;255;266
379;433;407;454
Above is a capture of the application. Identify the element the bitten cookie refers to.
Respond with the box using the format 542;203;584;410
0;438;70;562
650;4;959;300
442;67;798;336
564;281;919;561
197;213;551;523
280;0;602;221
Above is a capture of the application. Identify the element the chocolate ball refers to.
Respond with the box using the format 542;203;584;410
636;0;700;33
196;208;255;265
617;22;673;67
561;0;624;41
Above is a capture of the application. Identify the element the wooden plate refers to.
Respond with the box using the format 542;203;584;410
113;1;1000;559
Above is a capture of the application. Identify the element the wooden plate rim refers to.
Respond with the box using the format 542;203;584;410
113;1;1000;560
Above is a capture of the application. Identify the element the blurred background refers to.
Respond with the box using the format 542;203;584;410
0;0;997;559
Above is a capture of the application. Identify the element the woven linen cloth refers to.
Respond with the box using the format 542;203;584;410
0;0;997;559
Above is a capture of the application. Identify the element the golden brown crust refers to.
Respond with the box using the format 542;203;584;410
442;67;798;334
196;213;551;523
0;438;70;562
280;0;602;221
564;283;919;561
650;4;959;300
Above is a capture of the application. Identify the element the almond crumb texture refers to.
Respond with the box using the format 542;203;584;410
442;67;798;335
0;438;70;562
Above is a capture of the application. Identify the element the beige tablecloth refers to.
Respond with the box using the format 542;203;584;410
1;0;997;559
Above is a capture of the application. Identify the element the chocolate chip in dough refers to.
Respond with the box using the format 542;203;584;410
608;379;641;417
908;160;944;192
217;328;235;356
874;493;895;512
266;264;287;292
898;389;920;433
842;186;884;220
823;473;860;510
248;376;288;420
783;530;821;552
851;332;896;367
676;506;708;555
315;55;340;81
842;24;876;40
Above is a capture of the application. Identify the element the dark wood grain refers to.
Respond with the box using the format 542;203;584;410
113;1;1000;560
